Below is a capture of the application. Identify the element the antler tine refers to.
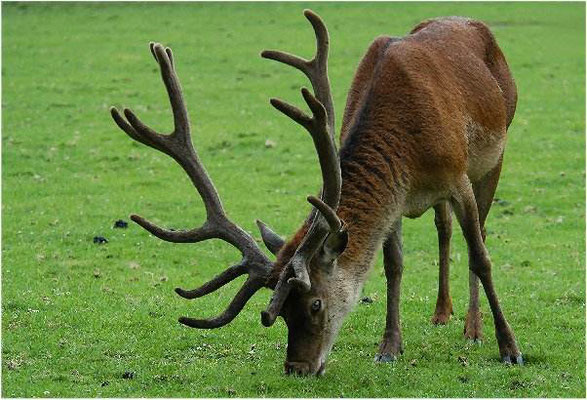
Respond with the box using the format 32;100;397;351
175;263;247;299
261;268;293;327
262;9;335;135
270;87;341;208
149;42;189;137
256;219;285;255
130;214;216;243
112;42;273;329
307;195;341;231
179;278;264;329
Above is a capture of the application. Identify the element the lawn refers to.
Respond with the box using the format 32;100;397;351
2;2;585;397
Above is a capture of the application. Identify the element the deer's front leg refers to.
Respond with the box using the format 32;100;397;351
451;176;523;364
375;220;403;362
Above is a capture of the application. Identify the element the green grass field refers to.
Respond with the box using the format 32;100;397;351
2;2;585;397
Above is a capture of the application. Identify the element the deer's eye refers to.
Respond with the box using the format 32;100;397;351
311;299;322;312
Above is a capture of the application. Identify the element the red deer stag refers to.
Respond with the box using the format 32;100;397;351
111;9;522;376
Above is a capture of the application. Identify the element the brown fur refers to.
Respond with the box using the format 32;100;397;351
278;17;516;276
337;17;516;261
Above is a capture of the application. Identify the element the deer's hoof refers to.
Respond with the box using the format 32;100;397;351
502;353;524;365
431;312;452;325
374;353;398;363
464;310;483;341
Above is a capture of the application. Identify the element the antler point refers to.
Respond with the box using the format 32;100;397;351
110;106;122;119
175;287;191;298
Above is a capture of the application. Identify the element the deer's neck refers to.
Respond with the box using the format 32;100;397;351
334;125;409;285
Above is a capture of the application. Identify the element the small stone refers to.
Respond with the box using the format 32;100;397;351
113;219;128;229
6;358;21;370
122;371;135;379
264;139;276;148
93;236;108;244
523;205;537;214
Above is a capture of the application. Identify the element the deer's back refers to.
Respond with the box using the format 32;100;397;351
339;17;517;195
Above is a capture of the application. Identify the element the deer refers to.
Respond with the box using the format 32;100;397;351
110;9;522;376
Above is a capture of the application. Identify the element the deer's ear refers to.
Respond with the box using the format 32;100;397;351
256;220;285;255
318;227;348;268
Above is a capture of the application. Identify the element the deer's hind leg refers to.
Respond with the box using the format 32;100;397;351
375;220;403;362
465;156;504;342
431;201;453;324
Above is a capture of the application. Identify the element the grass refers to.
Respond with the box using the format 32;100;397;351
2;1;585;397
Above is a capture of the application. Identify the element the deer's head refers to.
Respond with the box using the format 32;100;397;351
111;10;348;376
260;196;351;375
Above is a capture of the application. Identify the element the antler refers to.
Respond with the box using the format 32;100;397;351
261;9;338;206
111;42;272;329
261;10;343;326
